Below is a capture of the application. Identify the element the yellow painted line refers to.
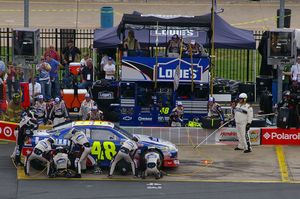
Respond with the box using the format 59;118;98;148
276;145;290;182
1;0;300;7
0;120;18;125
17;167;287;184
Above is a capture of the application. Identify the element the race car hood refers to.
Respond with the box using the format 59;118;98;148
133;134;177;151
33;130;49;137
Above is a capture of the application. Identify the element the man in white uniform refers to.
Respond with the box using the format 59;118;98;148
68;129;91;178
26;137;55;176
234;93;253;153
108;136;139;177
291;56;300;83
79;93;95;120
103;57;116;80
142;146;162;179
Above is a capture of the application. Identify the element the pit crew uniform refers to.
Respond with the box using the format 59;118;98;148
109;137;138;177
169;102;184;127
143;150;161;179
49;98;69;126
208;102;225;122
12;112;38;165
69;130;91;177
86;109;104;120
50;147;71;177
234;100;253;152
79;98;95;120
26;137;55;176
34;99;48;125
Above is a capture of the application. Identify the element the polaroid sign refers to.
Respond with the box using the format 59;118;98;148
261;128;300;145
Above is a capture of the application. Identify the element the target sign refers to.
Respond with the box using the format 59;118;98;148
3;127;12;137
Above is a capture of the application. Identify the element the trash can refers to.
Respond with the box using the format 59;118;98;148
100;6;113;28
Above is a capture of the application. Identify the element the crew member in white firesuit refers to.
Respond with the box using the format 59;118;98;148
34;95;48;125
142;146;162;179
25;137;55;176
66;128;92;178
234;93;253;153
86;105;104;120
79;93;95;120
108;136;139;178
49;97;69;126
49;146;71;178
12;110;38;165
169;101;184;127
207;97;225;123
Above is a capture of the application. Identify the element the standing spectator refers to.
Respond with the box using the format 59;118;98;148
37;57;51;101
103;57;116;80
80;53;90;68
123;30;140;51
290;56;300;84
6;62;19;100
0;58;5;83
46;54;62;98
62;40;81;64
78;58;93;89
44;45;60;62
28;77;42;103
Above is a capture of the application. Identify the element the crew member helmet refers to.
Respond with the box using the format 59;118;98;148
239;93;248;99
85;93;90;98
54;97;60;104
177;101;183;106
132;136;139;142
92;106;98;111
38;95;44;100
208;97;215;103
48;137;55;144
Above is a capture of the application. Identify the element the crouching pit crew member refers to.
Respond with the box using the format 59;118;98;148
142;146;162;179
49;146;72;178
234;93;253;153
25;137;55;176
108;136;139;178
67;129;92;178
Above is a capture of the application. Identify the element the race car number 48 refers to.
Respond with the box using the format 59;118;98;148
91;141;117;161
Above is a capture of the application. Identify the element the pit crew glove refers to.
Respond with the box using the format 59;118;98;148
246;123;251;132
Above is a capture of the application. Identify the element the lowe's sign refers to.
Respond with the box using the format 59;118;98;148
121;57;210;83
156;58;202;81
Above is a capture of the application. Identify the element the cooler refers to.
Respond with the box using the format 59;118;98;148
20;82;30;109
69;62;81;76
62;89;87;112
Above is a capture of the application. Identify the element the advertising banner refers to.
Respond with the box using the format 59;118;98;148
216;127;260;146
261;128;300;145
122;57;210;83
0;121;18;142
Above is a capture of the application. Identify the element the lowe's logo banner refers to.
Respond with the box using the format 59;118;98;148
122;57;210;83
156;58;206;82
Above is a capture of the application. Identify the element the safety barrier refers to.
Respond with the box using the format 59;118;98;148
122;127;215;146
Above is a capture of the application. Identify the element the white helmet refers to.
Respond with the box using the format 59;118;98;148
239;93;248;99
177;101;183;106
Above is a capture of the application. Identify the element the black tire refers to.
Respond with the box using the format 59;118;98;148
31;159;46;171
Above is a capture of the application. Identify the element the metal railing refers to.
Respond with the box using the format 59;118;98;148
0;28;264;82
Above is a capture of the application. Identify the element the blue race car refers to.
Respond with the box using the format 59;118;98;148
22;121;179;168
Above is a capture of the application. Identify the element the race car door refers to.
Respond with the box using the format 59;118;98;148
90;128;121;166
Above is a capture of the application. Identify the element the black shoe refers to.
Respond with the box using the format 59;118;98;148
107;175;112;178
75;174;81;178
234;147;243;151
244;149;252;153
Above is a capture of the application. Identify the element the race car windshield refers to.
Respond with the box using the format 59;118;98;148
114;125;133;139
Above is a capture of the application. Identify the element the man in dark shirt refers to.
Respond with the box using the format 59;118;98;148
78;58;93;89
62;40;81;64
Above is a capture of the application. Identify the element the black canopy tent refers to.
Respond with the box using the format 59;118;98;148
94;13;255;50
